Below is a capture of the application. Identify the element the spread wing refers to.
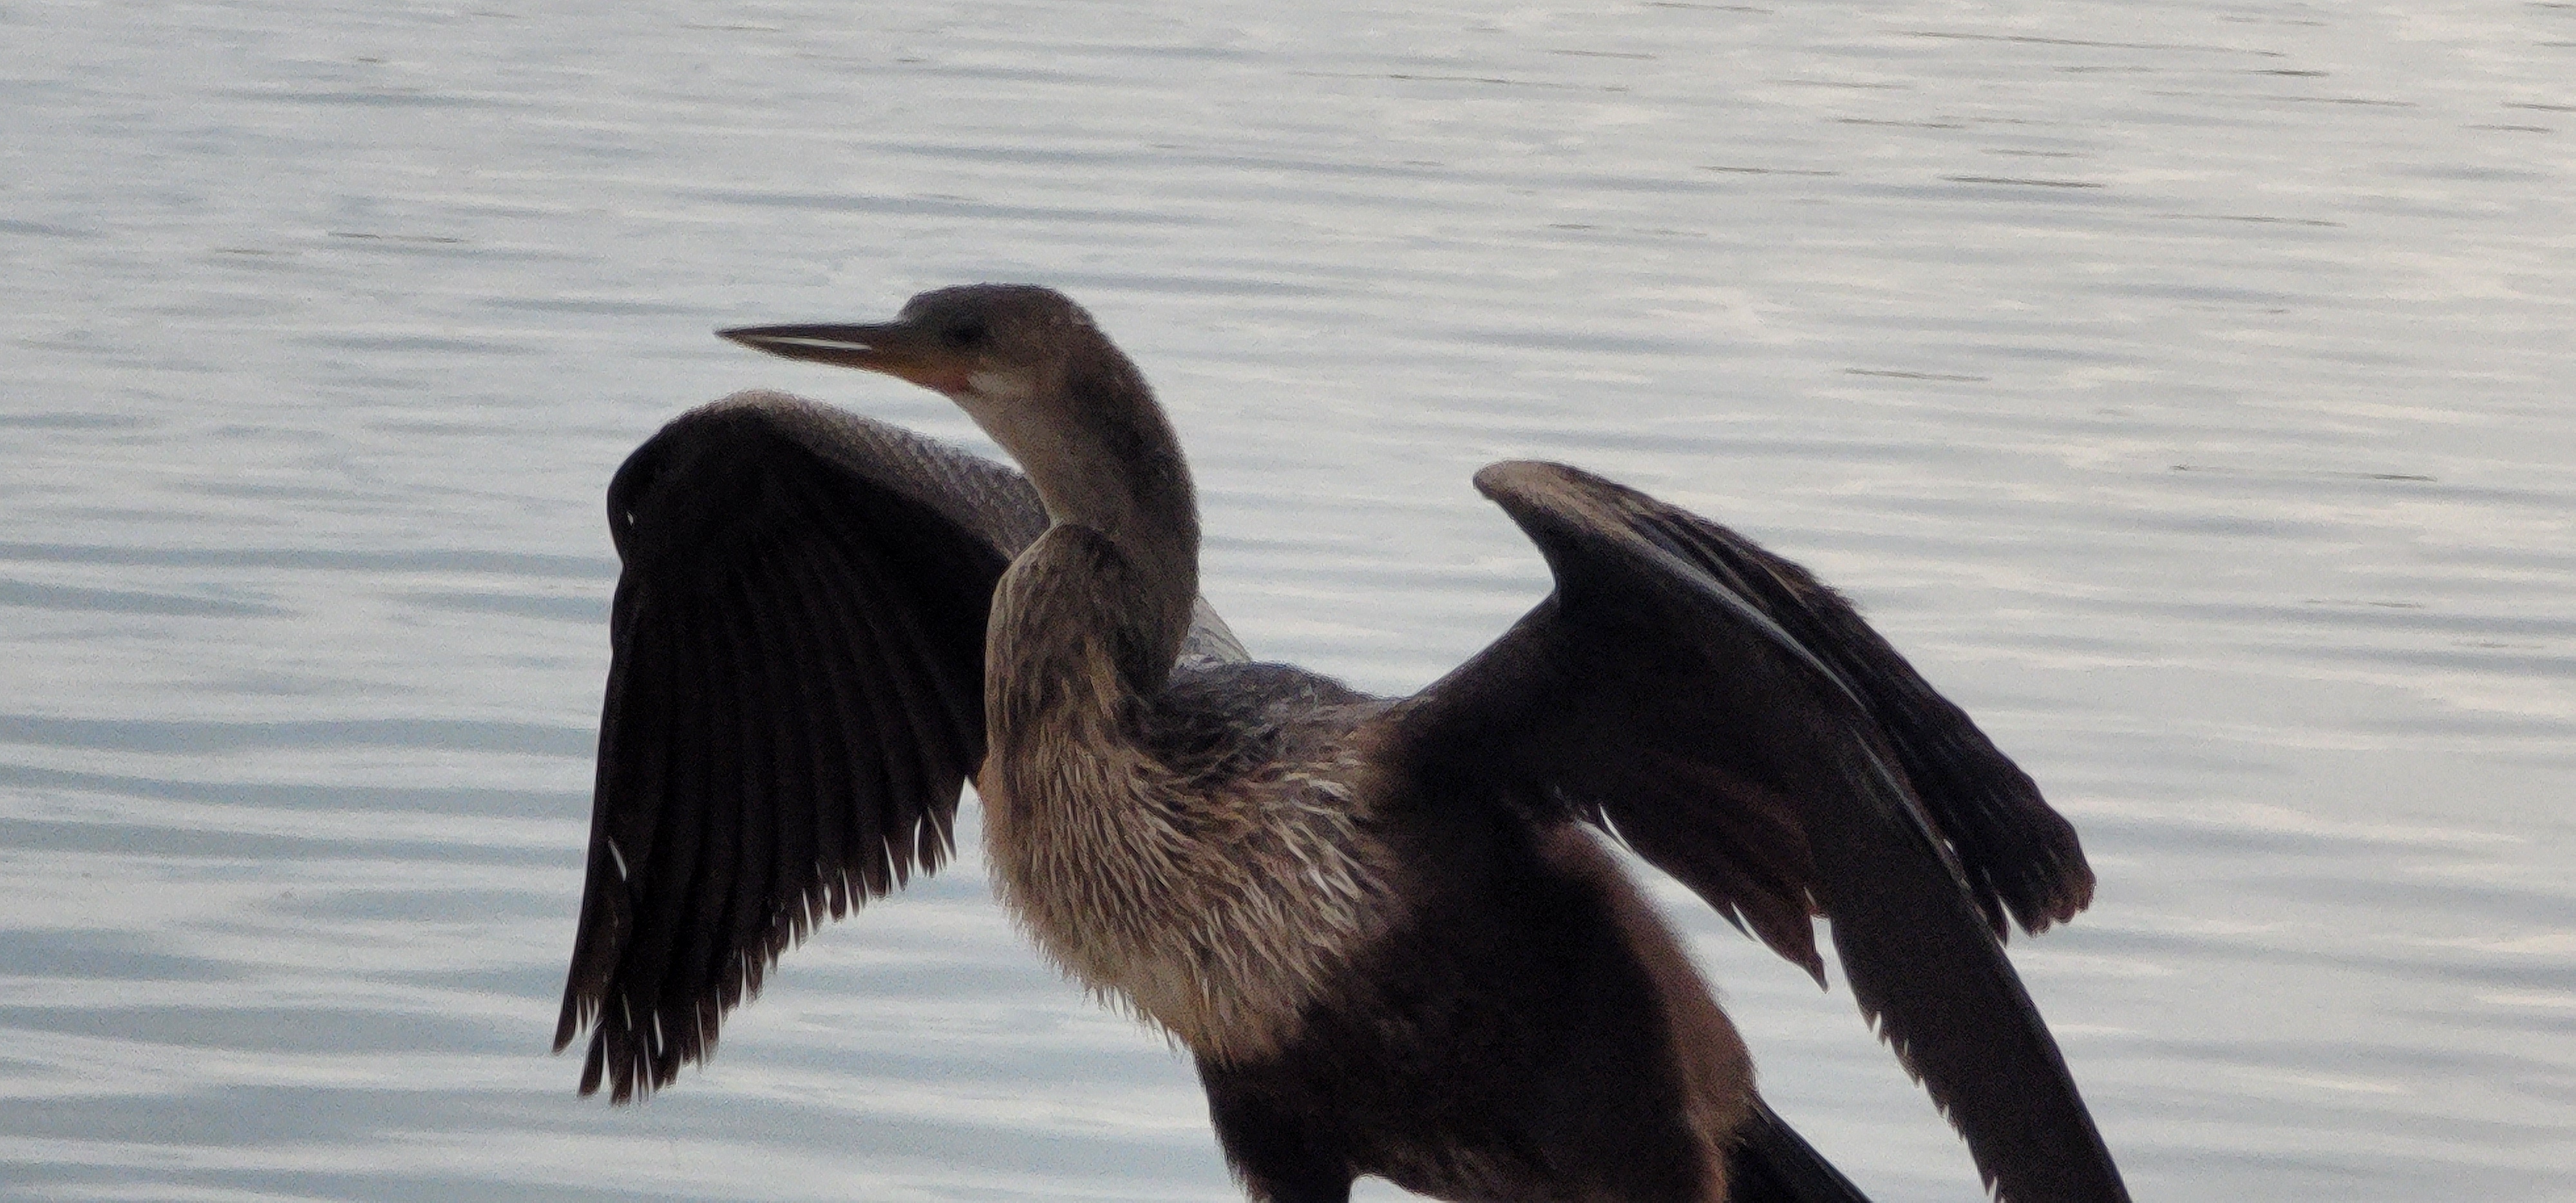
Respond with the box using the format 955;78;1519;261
551;390;1246;1103
1385;461;2125;1203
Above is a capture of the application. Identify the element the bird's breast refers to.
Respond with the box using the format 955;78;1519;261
978;739;1392;1065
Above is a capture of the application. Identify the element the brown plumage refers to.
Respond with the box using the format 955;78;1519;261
555;284;2128;1202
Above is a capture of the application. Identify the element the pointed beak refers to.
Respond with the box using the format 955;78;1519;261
719;321;972;394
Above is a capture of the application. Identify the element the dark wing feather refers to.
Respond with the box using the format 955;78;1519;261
1638;504;2091;936
554;391;1036;1103
1385;461;2125;1203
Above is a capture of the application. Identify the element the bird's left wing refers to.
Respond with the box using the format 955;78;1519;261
555;392;1040;1102
1381;461;2124;1203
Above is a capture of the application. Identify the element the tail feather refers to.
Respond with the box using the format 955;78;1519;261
1727;1099;1875;1203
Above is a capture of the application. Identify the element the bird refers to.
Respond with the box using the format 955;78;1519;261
554;283;2129;1203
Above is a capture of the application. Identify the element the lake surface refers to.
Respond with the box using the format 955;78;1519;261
5;0;2571;1198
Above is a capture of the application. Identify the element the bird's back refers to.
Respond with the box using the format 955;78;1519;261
1140;659;1388;790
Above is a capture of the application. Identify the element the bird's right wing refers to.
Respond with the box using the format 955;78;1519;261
1383;461;2124;1203
554;391;1041;1103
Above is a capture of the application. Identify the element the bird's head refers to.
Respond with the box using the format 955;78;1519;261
721;284;1182;551
723;282;1201;685
721;283;1115;432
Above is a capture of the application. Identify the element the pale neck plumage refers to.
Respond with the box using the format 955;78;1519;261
957;343;1199;692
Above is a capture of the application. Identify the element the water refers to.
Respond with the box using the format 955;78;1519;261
5;0;2571;1198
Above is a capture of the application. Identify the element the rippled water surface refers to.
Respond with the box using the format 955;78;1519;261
6;1;2573;1198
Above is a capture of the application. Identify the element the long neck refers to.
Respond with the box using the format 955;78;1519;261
974;349;1199;694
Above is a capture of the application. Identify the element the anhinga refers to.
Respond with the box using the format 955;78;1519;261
556;284;2128;1203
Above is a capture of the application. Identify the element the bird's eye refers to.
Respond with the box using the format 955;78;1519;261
943;319;987;349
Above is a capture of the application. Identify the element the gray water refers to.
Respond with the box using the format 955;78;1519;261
5;1;2572;1198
